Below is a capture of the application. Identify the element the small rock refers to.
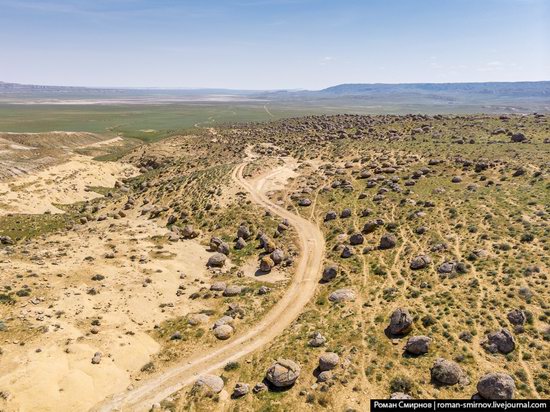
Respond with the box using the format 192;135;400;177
321;265;338;282
232;382;249;398
308;331;327;347
328;288;356;303
223;285;242;297
410;255;431;270
319;352;340;371
91;352;102;364
253;382;267;394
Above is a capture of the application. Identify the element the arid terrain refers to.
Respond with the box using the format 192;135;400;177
0;113;548;412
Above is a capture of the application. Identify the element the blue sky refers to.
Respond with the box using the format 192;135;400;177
0;0;548;89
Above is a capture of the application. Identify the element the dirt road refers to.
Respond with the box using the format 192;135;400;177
91;161;325;412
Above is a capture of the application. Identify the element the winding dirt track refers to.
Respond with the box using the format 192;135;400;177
91;162;325;412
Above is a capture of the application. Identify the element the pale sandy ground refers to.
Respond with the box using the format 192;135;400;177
0;215;219;412
0;154;137;215
85;136;124;147
0;132;121;180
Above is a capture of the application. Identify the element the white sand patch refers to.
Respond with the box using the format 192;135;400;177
0;155;138;215
85;136;123;147
8;144;34;150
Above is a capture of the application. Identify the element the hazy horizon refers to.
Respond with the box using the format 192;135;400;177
2;79;550;92
0;0;548;89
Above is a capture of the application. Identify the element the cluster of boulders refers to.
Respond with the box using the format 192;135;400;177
381;306;518;398
204;221;291;273
193;350;341;399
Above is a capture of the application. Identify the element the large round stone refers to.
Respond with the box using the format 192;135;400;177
194;374;224;394
477;373;516;400
266;359;301;388
319;352;340;371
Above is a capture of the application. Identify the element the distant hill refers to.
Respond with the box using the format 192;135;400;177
258;81;550;113
317;81;550;97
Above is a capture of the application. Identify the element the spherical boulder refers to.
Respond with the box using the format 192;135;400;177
324;211;337;221
430;358;466;386
379;234;397;249
410;255;431;270
188;313;209;326
322;265;338;282
182;225;199;239
207;253;226;267
328;288;356;303
477;373;515;400
232;382;249;398
387;308;413;336
511;132;527;143
210;282;226;292
213;324;234;340
237;225;251;240
507;309;526;326
482;328;515;354
317;371;332;382
193;374;224;394
217;242;230;255
270;249;285;265
265;359;301;388
349;233;364;245
259;256;275;273
213;315;233;329
340;245;354;258
404;335;431;355
209;236;223;251
340;208;352;218
223;285;242;297
308;331;327;347
235;237;247;250
319;352;340;371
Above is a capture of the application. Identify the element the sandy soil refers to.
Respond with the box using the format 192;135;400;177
0;215;218;412
91;159;325;412
85;136;124;147
0;155;137;215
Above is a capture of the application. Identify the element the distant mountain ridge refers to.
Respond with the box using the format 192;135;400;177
258;81;550;112
317;81;550;97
